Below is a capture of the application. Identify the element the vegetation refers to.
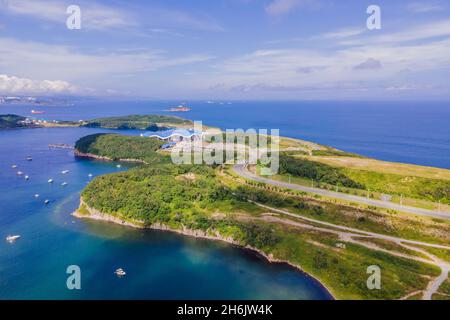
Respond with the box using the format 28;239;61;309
80;161;441;300
74;130;448;300
279;154;365;189
83;114;191;130
75;133;167;163
312;149;364;158
0;114;27;129
340;168;450;204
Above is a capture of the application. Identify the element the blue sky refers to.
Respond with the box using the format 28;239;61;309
0;0;450;100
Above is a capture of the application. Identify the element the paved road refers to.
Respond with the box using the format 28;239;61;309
233;164;450;221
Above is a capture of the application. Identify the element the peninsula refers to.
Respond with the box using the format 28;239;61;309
71;116;450;300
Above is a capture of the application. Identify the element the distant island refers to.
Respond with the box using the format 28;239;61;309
0;114;194;131
0;114;35;129
81;114;193;130
0;114;81;129
0;95;70;106
70;116;450;300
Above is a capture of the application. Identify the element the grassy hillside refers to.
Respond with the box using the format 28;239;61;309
83;114;192;130
278;153;450;204
75;133;447;300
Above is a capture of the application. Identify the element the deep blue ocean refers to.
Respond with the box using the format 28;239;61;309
0;100;449;299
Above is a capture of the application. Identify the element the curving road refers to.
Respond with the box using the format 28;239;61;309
233;164;450;221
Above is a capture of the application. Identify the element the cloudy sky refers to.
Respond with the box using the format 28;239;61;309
0;0;449;100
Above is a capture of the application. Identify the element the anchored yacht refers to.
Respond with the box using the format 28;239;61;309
6;235;21;243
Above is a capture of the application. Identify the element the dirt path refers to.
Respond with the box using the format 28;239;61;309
246;201;450;300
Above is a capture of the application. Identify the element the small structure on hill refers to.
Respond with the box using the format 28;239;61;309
141;129;203;142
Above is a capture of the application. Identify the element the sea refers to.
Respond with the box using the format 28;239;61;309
0;99;449;299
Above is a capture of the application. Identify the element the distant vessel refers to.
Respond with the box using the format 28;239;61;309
61;182;68;186
61;170;70;174
25;175;30;180
26;156;32;161
48;179;54;183
167;105;191;112
116;164;121;168
88;173;93;178
31;110;45;114
48;144;74;150
6;235;21;243
17;171;23;175
44;199;50;204
11;164;17;169
115;268;126;277
34;194;40;198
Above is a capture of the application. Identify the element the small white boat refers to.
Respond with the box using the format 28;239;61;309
61;170;70;174
26;156;32;161
25;175;30;180
88;173;93;178
116;164;122;168
44;199;50;204
61;182;68;186
115;268;126;277
11;165;17;169
6;235;21;243
34;194;40;198
48;179;54;183
17;171;24;175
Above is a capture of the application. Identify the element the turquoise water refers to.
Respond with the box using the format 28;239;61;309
0;127;332;299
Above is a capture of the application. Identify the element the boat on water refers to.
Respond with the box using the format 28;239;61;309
61;170;69;174
31;110;45;114
48;179;54;183
61;182;68;186
115;268;126;277
17;171;23;175
116;164;122;168
88;173;93;178
167;105;191;112
34;194;40;198
6;235;21;243
44;199;50;204
11;164;17;169
25;175;30;180
26;156;32;161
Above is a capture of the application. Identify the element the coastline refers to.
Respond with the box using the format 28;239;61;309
74;150;147;164
73;198;337;300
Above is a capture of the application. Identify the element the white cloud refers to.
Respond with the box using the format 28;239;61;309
0;74;77;94
265;0;310;15
0;0;223;32
353;58;382;70
0;0;136;30
318;27;366;40
0;37;213;95
407;2;445;13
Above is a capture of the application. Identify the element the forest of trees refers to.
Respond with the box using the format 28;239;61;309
279;154;365;189
0;114;26;129
75;133;167;163
83;114;191;130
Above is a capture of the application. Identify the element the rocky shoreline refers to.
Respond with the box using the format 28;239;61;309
73;198;336;300
74;150;147;164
